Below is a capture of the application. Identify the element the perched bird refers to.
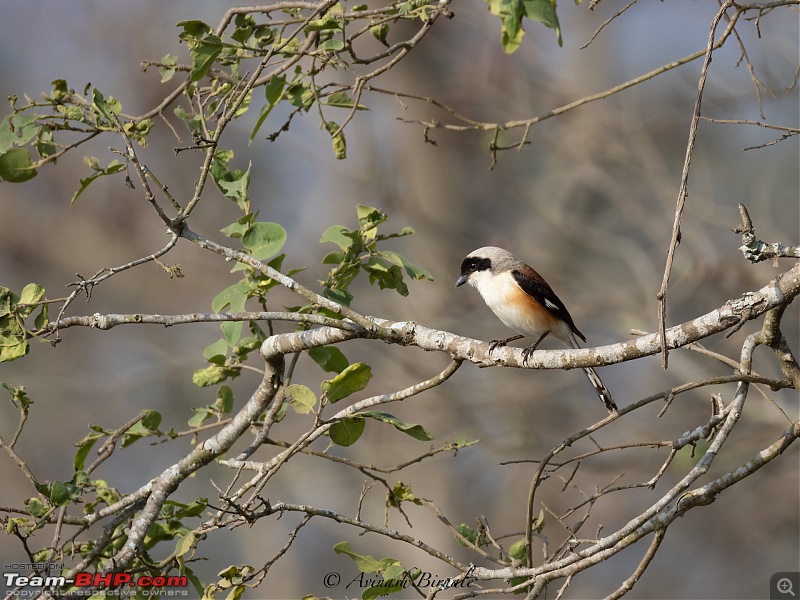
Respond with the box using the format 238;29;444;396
456;246;617;413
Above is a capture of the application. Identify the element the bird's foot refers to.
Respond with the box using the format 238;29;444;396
521;332;549;366
488;335;524;357
521;345;536;366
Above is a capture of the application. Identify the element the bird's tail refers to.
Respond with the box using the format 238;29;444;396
582;367;617;413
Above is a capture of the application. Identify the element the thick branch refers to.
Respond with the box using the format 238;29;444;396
45;263;799;374
106;356;284;571
259;263;800;372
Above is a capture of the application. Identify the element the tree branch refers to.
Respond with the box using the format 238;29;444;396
657;0;737;370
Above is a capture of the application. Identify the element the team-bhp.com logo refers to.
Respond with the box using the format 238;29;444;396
4;571;189;593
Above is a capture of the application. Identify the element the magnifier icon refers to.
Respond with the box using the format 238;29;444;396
778;578;796;597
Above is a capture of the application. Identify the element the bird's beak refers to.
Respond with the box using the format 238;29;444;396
455;274;469;287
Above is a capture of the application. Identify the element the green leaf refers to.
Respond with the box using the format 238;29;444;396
234;89;252;118
252;25;275;47
192;365;237;388
379;251;434;282
25;498;46;518
0;148;37;183
39;480;74;506
532;507;545;533
18;283;44;316
226;585;246;600
285;384;317;414
216;163;252;212
509;539;526;561
48;79;69;101
484;0;562;52
159;54;178;83
220;325;242;349
141;410;162;430
189;34;223;82
363;582;403;600
364;261;407;296
90;88;107;117
0;335;28;362
265;75;287;106
177;20;212;40
286;81;314;110
123;118;153;144
318;39;345;53
232;24;253;45
332;542;383;573
305;15;343;31
188;407;213;427
174;105;203;136
329;417;365;446
332;543;408;598
0;288;29;361
204;338;229;363
73;432;103;471
233;336;259;358
121;411;163;447
211;150;251;212
71;158;125;205
320;225;354;251
0;287;19;316
308;346;349;373
169;498;208;519
221;216;251;239
1;382;33;408
242;222;287;260
323;91;365;109
322;286;353;306
381;562;408;582
91;88;122;125
388;481;424;508
215;385;235;413
33;303;49;332
325;121;347;160
322;251;344;265
212;282;249;345
322;362;371;403
34;126;57;159
455;523;479;546
356;204;387;233
250;75;287;142
0;115;41;153
370;22;390;46
93;479;120;505
176;532;196;558
358;411;433;441
0;117;16;153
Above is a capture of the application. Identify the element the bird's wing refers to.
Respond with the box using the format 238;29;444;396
511;267;586;343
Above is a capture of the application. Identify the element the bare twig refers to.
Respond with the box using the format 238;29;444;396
733;203;800;263
657;1;737;370
603;529;666;600
579;0;641;50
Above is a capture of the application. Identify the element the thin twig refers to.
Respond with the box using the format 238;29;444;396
657;1;738;369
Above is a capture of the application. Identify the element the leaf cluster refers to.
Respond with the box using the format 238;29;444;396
0;284;48;361
320;204;433;306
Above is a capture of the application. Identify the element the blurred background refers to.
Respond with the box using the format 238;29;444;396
0;1;798;598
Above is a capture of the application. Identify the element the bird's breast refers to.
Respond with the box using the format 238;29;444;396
474;272;556;338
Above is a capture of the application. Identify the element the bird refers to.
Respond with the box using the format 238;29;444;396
456;246;617;413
